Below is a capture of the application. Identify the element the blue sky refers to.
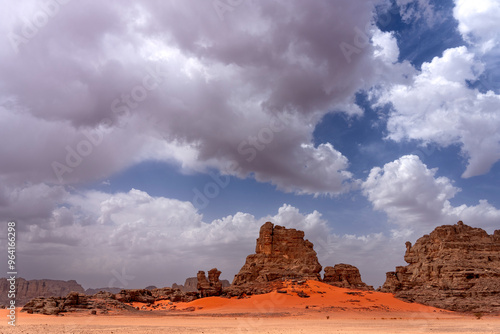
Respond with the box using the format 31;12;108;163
1;0;499;290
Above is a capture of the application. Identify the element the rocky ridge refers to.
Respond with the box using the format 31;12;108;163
0;278;84;306
380;221;500;313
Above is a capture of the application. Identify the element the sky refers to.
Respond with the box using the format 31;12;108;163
0;0;499;290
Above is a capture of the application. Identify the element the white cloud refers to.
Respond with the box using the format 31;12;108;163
362;155;500;232
378;47;500;178
372;30;400;64
396;0;437;24
454;0;500;52
0;186;402;289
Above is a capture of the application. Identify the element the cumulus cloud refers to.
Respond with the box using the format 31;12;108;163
362;155;500;232
378;46;500;178
454;0;500;52
0;185;402;288
0;189;322;287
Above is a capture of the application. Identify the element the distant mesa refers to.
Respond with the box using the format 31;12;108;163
172;277;198;292
380;221;500;313
0;278;84;306
232;221;323;286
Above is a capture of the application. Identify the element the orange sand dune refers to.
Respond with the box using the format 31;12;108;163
138;280;447;315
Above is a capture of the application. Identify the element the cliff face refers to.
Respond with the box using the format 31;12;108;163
380;221;500;312
0;277;85;306
232;222;322;285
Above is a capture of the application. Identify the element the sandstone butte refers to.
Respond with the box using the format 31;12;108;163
232;221;323;285
380;221;500;313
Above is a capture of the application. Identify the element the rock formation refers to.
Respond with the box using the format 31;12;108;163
380;221;500;312
22;287;199;315
197;268;223;297
0;278;84;306
172;277;198;292
22;291;136;315
173;276;230;292
323;264;373;290
232;222;322;286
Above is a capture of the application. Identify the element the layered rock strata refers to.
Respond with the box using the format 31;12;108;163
0;278;84;306
380;221;500;312
232;222;322;286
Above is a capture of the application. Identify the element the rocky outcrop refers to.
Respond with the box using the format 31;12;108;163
232;222;322;286
323;264;373;290
115;289;155;304
22;286;199;315
380;221;500;313
197;268;223;297
22;291;136;315
173;277;230;293
151;287;198;302
0;278;85;306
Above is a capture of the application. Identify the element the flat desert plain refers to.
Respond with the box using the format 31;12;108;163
2;281;499;333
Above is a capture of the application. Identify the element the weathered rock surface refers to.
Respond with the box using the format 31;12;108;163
22;286;200;315
197;268;223;297
115;289;155;304
380;221;500;313
21;291;136;315
173;277;230;292
323;264;373;291
232;222;322;286
0;278;84;306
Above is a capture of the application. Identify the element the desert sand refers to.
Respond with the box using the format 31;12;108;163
2;281;499;333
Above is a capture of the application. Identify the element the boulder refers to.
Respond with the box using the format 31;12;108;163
323;264;373;290
380;221;500;313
